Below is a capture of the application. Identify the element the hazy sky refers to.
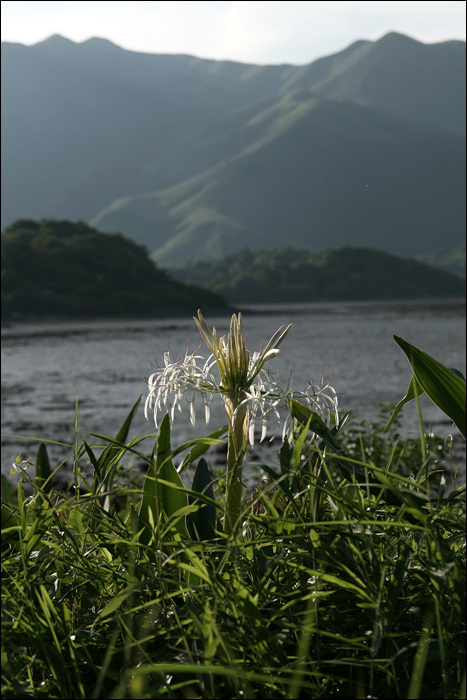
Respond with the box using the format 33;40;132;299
1;1;466;64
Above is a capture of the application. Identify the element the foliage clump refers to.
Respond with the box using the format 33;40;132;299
1;219;228;319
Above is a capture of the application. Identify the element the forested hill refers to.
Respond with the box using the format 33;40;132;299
1;220;228;320
170;247;466;304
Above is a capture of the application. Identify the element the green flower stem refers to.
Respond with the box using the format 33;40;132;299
224;431;244;535
224;396;248;535
414;384;427;464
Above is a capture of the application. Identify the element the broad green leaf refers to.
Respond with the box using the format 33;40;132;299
127;503;142;539
279;437;292;475
178;562;211;586
138;468;157;548
113;395;143;444
68;508;85;536
89;396;143;501
151;414;189;540
390;336;466;438
157;459;188;538
35;442;52;493
156;411;172;463
186;458;216;541
83;440;100;472
138;414;170;547
154;415;183;514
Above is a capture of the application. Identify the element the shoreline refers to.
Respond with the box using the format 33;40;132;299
2;297;465;335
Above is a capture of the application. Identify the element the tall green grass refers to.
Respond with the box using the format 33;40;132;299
1;337;465;699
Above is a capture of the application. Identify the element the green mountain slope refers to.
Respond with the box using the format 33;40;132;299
280;32;466;136
1;219;228;319
169;246;466;304
1;32;465;263
93;92;465;265
0;36;299;226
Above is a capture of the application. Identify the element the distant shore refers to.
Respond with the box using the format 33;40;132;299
2;296;465;331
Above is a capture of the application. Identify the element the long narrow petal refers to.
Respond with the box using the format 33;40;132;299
189;396;196;426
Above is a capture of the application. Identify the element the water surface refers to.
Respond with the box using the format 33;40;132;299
2;299;465;482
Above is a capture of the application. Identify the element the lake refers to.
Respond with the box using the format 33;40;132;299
2;298;465;484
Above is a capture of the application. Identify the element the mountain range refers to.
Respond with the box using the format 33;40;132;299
1;32;465;266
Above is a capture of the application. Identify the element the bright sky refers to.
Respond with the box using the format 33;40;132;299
1;0;465;64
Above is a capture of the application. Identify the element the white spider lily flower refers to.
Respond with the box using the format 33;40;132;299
144;349;217;429
194;310;293;459
145;310;339;535
145;311;339;449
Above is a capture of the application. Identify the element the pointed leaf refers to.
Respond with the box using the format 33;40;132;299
157;459;188;534
35;443;52;493
138;465;157;547
279;438;292;475
156;412;172;464
154;415;188;538
393;335;466;438
138;455;159;547
383;375;423;433
186;458;216;540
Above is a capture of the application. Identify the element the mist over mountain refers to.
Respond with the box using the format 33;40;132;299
1;32;465;265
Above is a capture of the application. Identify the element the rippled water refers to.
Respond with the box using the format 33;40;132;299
2;299;465;482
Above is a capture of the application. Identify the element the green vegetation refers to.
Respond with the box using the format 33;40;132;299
1;219;228;319
170;246;466;303
2;322;465;699
111;94;465;266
